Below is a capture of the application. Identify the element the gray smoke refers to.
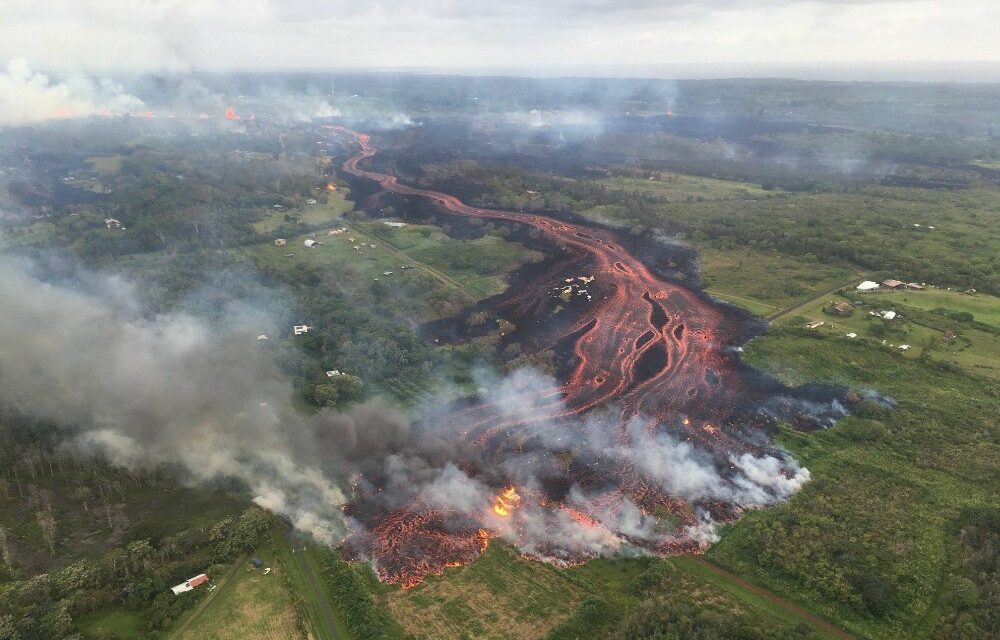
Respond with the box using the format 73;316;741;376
0;257;811;568
0;58;144;125
0;259;395;543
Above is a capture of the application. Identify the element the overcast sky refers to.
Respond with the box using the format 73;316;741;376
2;1;998;78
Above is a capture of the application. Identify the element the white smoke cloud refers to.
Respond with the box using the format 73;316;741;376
0;57;144;126
0;259;349;540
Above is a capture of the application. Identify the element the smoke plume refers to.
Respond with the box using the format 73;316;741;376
0;58;144;126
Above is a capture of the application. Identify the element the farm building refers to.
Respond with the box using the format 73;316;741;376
828;302;853;317
857;281;880;293
303;239;321;248
104;218;122;229
906;282;926;290
293;325;310;335
171;573;209;595
882;279;905;289
880;310;897;320
274;238;287;247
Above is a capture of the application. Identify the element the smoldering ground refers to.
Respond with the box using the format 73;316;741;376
0;257;821;576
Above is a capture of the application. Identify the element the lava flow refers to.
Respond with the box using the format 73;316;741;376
331;126;849;587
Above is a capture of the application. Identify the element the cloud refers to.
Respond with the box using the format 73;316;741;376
0;57;144;125
1;2;997;77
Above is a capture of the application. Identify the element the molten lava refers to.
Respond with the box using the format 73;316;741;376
225;107;240;121
492;487;521;517
331;125;848;587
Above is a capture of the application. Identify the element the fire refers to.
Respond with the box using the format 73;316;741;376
492;487;521;517
325;183;337;191
225;107;240;121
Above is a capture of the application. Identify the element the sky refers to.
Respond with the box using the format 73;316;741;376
1;1;999;79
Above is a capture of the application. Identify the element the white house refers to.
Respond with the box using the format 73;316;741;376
880;310;897;320
293;325;310;335
303;239;320;248
171;573;209;595
856;281;880;293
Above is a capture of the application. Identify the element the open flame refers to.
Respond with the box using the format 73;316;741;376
325;183;337;191
492;487;521;517
225;107;240;121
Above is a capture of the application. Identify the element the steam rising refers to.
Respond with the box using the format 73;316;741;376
0;258;813;570
0;260;348;542
0;58;144;125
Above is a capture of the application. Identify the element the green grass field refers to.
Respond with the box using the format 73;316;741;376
707;321;998;639
698;247;861;317
253;190;355;234
171;542;304;640
597;172;771;202
863;288;1000;328
779;290;1000;379
386;544;586;640
77;607;149;640
244;219;541;319
276;536;351;640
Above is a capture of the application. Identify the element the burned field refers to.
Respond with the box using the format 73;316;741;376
330;127;853;588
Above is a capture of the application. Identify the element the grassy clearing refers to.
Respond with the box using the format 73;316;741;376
698;247;861;317
864;288;1000;328
670;557;848;639
597;172;770;202
253;190;354;234
386;544;586;640
244;220;541;319
779;291;999;379
77;607;149;640
708;323;999;640
275;537;350;640
87;155;125;177
173;540;304;640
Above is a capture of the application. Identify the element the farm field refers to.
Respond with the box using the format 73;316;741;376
780;290;1000;380
385;544;585;640
597;172;771;201
172;540;304;640
243;219;542;319
698;247;861;317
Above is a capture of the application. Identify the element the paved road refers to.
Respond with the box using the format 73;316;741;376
688;556;856;640
766;277;864;323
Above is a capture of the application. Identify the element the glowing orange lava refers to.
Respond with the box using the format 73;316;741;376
225;107;240;121
492;487;521;517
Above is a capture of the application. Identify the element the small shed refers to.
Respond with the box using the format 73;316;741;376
274;238;287;247
303;239;320;248
905;282;925;290
251;558;263;569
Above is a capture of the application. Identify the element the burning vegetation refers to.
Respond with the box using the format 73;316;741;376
332;127;852;587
